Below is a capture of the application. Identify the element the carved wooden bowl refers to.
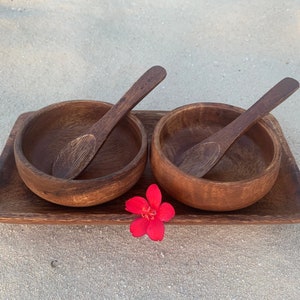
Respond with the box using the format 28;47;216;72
14;100;147;207
151;102;282;211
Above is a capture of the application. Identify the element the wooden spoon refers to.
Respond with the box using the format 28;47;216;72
52;65;167;179
178;77;299;178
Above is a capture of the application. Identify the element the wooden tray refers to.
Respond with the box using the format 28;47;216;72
0;110;299;224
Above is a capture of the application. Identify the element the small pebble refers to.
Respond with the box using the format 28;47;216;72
50;260;59;268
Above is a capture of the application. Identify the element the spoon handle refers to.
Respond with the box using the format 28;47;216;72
207;77;299;147
89;66;167;140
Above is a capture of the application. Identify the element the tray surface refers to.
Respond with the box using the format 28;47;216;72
0;110;299;224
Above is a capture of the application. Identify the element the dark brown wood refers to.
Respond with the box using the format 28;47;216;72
52;66;167;179
13;100;148;207
178;78;299;177
151;103;283;211
0;109;300;224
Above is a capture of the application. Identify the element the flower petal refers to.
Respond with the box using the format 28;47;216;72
157;202;175;222
146;218;165;241
146;184;161;210
125;196;148;214
130;217;149;237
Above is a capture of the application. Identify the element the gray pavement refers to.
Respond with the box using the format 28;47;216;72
0;1;299;299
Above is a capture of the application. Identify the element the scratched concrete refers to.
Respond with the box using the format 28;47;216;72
0;1;300;299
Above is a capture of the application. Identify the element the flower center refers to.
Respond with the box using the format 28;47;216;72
141;206;156;220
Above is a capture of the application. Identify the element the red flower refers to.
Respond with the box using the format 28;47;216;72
125;184;175;241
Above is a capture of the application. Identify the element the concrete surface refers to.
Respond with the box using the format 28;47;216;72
0;0;299;299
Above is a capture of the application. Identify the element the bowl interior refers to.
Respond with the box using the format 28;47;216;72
21;101;143;180
159;103;276;182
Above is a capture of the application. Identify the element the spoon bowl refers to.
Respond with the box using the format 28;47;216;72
151;102;282;211
14;100;148;207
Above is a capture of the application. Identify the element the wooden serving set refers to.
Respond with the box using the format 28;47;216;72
0;67;299;224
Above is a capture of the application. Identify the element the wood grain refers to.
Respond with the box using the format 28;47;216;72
151;103;284;211
52;66;166;179
13;101;148;207
177;78;299;177
0;110;299;224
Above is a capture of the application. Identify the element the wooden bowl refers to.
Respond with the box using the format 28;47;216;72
151;102;282;211
14;100;147;207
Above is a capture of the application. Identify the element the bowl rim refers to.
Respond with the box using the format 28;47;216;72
151;102;282;185
14;99;148;183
